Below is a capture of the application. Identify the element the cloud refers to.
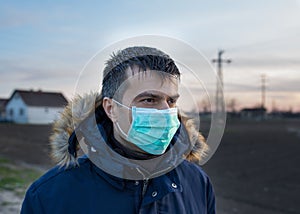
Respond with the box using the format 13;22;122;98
268;78;300;92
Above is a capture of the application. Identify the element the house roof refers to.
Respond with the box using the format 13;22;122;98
241;107;267;112
10;90;68;107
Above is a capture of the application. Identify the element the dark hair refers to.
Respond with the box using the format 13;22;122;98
101;46;180;99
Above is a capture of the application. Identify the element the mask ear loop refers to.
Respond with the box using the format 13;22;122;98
112;99;131;138
112;99;131;110
115;122;129;138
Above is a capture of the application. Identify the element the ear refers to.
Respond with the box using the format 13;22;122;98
102;97;118;122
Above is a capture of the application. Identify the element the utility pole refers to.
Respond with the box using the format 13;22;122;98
212;50;231;113
261;74;266;109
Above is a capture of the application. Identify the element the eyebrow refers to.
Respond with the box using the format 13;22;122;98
135;92;180;100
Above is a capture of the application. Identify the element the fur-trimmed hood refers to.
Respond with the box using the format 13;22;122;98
49;92;208;174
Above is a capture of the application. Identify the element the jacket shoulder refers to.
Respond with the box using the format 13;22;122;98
21;157;95;213
177;160;213;192
178;160;211;183
27;157;90;193
177;161;216;212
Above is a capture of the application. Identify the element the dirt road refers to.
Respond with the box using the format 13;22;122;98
203;119;300;213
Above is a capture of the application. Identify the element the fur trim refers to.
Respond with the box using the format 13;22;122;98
182;117;209;164
50;92;98;167
49;92;208;167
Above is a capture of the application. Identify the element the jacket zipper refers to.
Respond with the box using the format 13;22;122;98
142;179;149;197
138;179;149;214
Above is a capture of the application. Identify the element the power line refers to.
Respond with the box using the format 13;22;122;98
212;50;231;113
261;74;266;109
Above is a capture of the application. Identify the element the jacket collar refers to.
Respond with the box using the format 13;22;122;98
73;113;191;180
85;155;183;204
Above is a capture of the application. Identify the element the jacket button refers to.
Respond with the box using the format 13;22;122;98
171;183;177;188
134;181;139;185
152;191;158;197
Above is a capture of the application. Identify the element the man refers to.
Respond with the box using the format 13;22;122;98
21;46;216;213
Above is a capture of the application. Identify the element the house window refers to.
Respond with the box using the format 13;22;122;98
9;109;13;116
19;108;24;116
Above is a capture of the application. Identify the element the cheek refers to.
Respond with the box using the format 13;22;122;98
117;109;132;133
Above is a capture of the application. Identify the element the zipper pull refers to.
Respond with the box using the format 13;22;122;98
142;179;149;196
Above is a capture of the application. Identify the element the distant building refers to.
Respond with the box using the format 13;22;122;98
0;99;8;121
5;89;68;124
240;107;267;119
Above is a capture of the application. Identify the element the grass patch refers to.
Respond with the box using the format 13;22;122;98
0;157;9;164
0;157;43;195
1;201;17;206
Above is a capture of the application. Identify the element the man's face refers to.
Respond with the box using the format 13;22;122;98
112;66;180;151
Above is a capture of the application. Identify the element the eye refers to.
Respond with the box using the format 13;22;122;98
141;98;156;104
168;98;177;106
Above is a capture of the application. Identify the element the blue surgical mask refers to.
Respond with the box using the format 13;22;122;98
113;100;180;155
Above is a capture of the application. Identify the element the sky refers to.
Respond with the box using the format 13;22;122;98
1;0;300;112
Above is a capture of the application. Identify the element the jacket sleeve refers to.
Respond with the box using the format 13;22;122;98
206;177;216;214
21;186;44;214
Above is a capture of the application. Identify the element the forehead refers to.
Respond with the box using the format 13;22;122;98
115;67;179;104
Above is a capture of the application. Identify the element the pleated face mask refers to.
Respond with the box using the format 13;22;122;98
113;100;180;155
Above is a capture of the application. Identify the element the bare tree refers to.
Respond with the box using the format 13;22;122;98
227;98;237;113
197;98;210;113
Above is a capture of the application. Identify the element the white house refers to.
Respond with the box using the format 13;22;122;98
5;89;68;124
